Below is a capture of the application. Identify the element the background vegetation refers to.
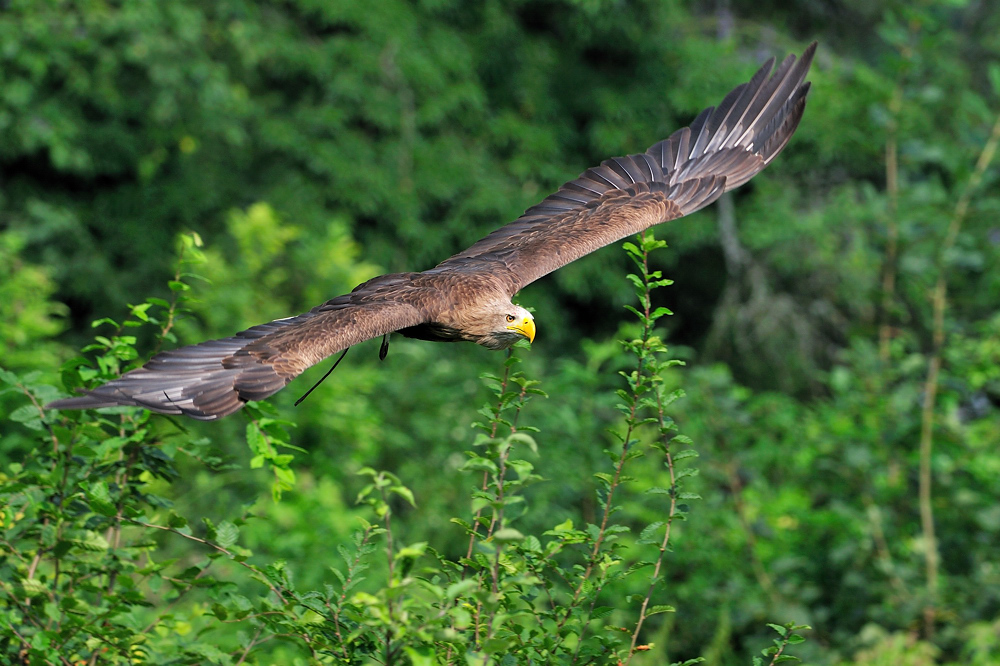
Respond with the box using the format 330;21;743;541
2;0;999;663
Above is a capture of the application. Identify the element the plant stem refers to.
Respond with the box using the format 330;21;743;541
466;350;514;563
564;230;658;640
626;388;677;662
379;484;396;664
879;85;902;361
133;519;288;605
917;111;1000;637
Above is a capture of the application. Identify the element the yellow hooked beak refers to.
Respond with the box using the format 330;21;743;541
507;317;536;343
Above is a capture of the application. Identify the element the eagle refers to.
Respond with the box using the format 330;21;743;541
47;44;816;421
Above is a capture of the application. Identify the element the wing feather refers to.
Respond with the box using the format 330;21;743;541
436;43;816;294
47;279;429;420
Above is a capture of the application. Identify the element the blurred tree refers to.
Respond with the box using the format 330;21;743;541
2;0;999;664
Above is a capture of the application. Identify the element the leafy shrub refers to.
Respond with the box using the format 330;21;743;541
0;232;809;664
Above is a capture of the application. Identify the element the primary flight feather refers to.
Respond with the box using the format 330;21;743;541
47;43;816;421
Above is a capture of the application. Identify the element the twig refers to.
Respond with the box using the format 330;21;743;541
328;525;375;661
626;250;681;662
465;350;514;562
131;519;288;605
234;627;264;665
140;564;214;635
864;497;910;599
879;85;903;361
917;111;1000;637
562;230;658;640
378;483;396;665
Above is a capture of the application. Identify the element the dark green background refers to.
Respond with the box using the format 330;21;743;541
3;0;999;663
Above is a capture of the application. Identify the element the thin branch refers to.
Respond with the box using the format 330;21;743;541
917;111;1000;637
864;498;910;599
328;525;375;661
879;85;903;361
131;519;288;605
234;627;264;666
466;350;514;562
561;230;657;636
378;483;396;666
140;564;214;635
626;357;681;662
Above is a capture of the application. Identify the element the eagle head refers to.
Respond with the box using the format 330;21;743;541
474;304;535;350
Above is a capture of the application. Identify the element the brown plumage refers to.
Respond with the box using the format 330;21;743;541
46;44;816;421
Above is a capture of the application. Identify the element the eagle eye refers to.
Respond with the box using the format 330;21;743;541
505;314;515;322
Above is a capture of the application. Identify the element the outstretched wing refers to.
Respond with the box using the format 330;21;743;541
48;45;814;421
436;43;816;295
46;275;429;420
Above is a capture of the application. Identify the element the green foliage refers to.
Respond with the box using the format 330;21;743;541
0;231;67;373
3;1;1000;665
2;231;732;664
754;623;810;666
0;236;298;662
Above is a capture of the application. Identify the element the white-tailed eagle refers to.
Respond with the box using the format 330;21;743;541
47;44;816;420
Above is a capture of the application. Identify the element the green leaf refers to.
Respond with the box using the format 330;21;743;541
390;485;417;507
168;511;188;529
86;481;116;516
395;542;427;561
767;623;788;636
446;578;479;600
646;605;675;616
591;606;614;619
216;521;239;549
506;432;538;452
129;302;152;321
91;317;119;329
637;521;665;544
70;532;110;552
493;528;525;543
650;306;673;319
551;518;574;532
202;517;218;541
9;404;43;430
403;646;437;666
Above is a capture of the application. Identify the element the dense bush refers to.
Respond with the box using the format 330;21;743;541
2;232;813;663
3;1;1000;664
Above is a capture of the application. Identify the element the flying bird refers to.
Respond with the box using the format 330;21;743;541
47;44;816;421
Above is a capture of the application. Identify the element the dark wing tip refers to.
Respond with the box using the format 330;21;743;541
801;41;818;67
45;382;234;421
46;393;137;412
430;43;817;292
45;297;428;421
43;320;305;421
